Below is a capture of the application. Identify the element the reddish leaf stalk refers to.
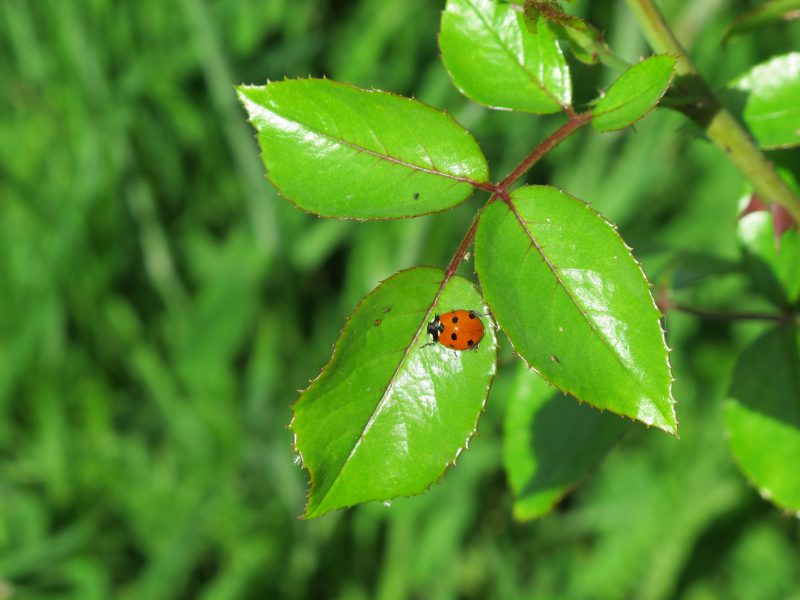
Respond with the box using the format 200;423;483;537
443;111;593;281
444;212;482;284
498;111;592;192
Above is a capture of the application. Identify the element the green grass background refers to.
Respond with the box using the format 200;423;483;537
1;0;798;598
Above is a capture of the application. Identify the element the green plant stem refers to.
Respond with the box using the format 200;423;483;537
624;0;800;224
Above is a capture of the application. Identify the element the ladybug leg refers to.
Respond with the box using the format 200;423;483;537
469;310;491;318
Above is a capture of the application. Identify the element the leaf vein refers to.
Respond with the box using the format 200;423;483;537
263;105;484;187
311;281;449;510
505;199;633;374
462;0;566;109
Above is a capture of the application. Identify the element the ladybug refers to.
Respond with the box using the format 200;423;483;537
426;310;485;351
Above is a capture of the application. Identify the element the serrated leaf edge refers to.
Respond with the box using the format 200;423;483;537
291;266;498;518
440;0;572;114
591;54;678;132
236;79;490;220
478;186;678;435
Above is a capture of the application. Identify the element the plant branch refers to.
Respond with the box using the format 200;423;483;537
471;180;501;194
448;110;595;280
663;301;798;325
625;0;800;223
444;211;482;284
498;111;593;192
449;111;595;279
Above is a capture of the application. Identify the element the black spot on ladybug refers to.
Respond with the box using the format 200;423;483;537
452;316;459;323
374;319;381;326
449;344;455;349
451;333;457;340
468;312;476;319
467;340;474;347
413;192;420;200
383;306;391;313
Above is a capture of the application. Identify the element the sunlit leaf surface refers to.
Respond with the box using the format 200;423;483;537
238;79;489;218
292;267;497;518
475;186;676;433
726;52;800;149
504;365;628;520
726;327;800;512
592;55;676;132
439;0;571;113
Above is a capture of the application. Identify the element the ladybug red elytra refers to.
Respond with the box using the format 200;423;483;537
426;310;485;351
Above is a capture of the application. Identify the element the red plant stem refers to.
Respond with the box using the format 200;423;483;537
667;302;798;325
497;111;592;192
443;111;593;281
444;212;482;283
471;180;501;194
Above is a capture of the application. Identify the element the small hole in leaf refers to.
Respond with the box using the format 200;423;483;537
413;192;420;200
374;319;381;326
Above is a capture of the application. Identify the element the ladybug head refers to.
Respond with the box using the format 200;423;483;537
426;314;443;342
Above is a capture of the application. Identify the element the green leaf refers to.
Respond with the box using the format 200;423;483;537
726;53;800;149
725;327;800;512
738;210;800;307
550;20;608;66
237;79;489;219
724;0;800;42
592;55;677;132
292;267;498;518
439;0;572;113
475;186;676;433
504;365;628;521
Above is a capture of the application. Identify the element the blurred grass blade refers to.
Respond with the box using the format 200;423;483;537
439;0;571;113
592;55;677;132
292;267;497;518
504;365;628;521
475;186;676;434
238;79;489;219
724;53;800;149
180;0;279;255
725;327;800;512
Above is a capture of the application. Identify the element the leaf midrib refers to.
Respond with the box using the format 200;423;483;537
595;85;664;119
461;0;565;109
309;275;447;513
504;200;656;395
261;100;484;187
